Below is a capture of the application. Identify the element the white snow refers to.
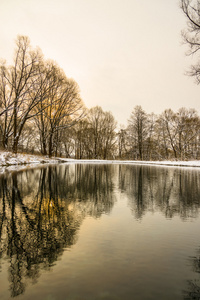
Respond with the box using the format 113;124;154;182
0;151;63;174
0;150;200;174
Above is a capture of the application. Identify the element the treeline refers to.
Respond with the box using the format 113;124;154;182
122;106;200;161
65;105;200;161
0;36;200;160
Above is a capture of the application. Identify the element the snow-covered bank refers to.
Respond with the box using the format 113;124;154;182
0;151;66;166
0;151;200;174
65;159;200;168
0;151;68;174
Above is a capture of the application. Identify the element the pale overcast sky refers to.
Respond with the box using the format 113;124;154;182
0;0;200;126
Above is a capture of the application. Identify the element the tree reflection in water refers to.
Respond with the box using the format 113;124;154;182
0;164;116;297
118;165;200;221
183;248;200;299
118;165;200;299
1;164;200;299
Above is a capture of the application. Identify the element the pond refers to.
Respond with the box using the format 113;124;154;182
0;163;200;300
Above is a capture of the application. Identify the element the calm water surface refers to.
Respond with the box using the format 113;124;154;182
0;164;200;300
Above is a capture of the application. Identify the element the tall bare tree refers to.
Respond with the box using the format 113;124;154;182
127;106;148;160
117;127;128;159
87;106;117;159
34;61;84;157
180;0;200;81
0;62;14;149
6;36;44;153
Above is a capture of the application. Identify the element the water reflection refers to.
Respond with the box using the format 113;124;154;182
119;165;200;220
0;164;200;299
0;164;116;297
184;248;200;299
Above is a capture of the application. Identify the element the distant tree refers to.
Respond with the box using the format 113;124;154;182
73;118;91;159
176;107;200;159
127;106;148;160
101;110;117;159
87;106;117;159
59;127;75;158
158;109;178;159
155;114;170;159
117;126;128;159
155;108;200;160
88;106;104;159
145;113;157;160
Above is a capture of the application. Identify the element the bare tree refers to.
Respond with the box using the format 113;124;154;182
127;106;148;160
155;108;200;160
6;36;45;153
117;127;128;159
87;106;117;159
180;0;200;81
73;119;91;159
34;61;85;157
159;109;179;159
155;115;170;159
0;35;85;156
176;107;200;159
0;62;14;149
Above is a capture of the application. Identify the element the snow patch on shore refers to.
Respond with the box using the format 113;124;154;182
0;151;200;174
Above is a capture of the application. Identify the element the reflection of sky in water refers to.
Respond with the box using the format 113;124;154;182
0;164;200;300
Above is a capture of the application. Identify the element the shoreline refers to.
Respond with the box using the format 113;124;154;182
0;151;200;174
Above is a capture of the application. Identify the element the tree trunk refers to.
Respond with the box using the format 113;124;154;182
12;136;19;154
48;133;53;157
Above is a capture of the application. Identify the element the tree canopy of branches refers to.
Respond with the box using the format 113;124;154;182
181;0;200;81
34;61;84;157
0;35;84;155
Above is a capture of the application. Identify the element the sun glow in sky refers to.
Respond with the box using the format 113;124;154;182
0;0;200;126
